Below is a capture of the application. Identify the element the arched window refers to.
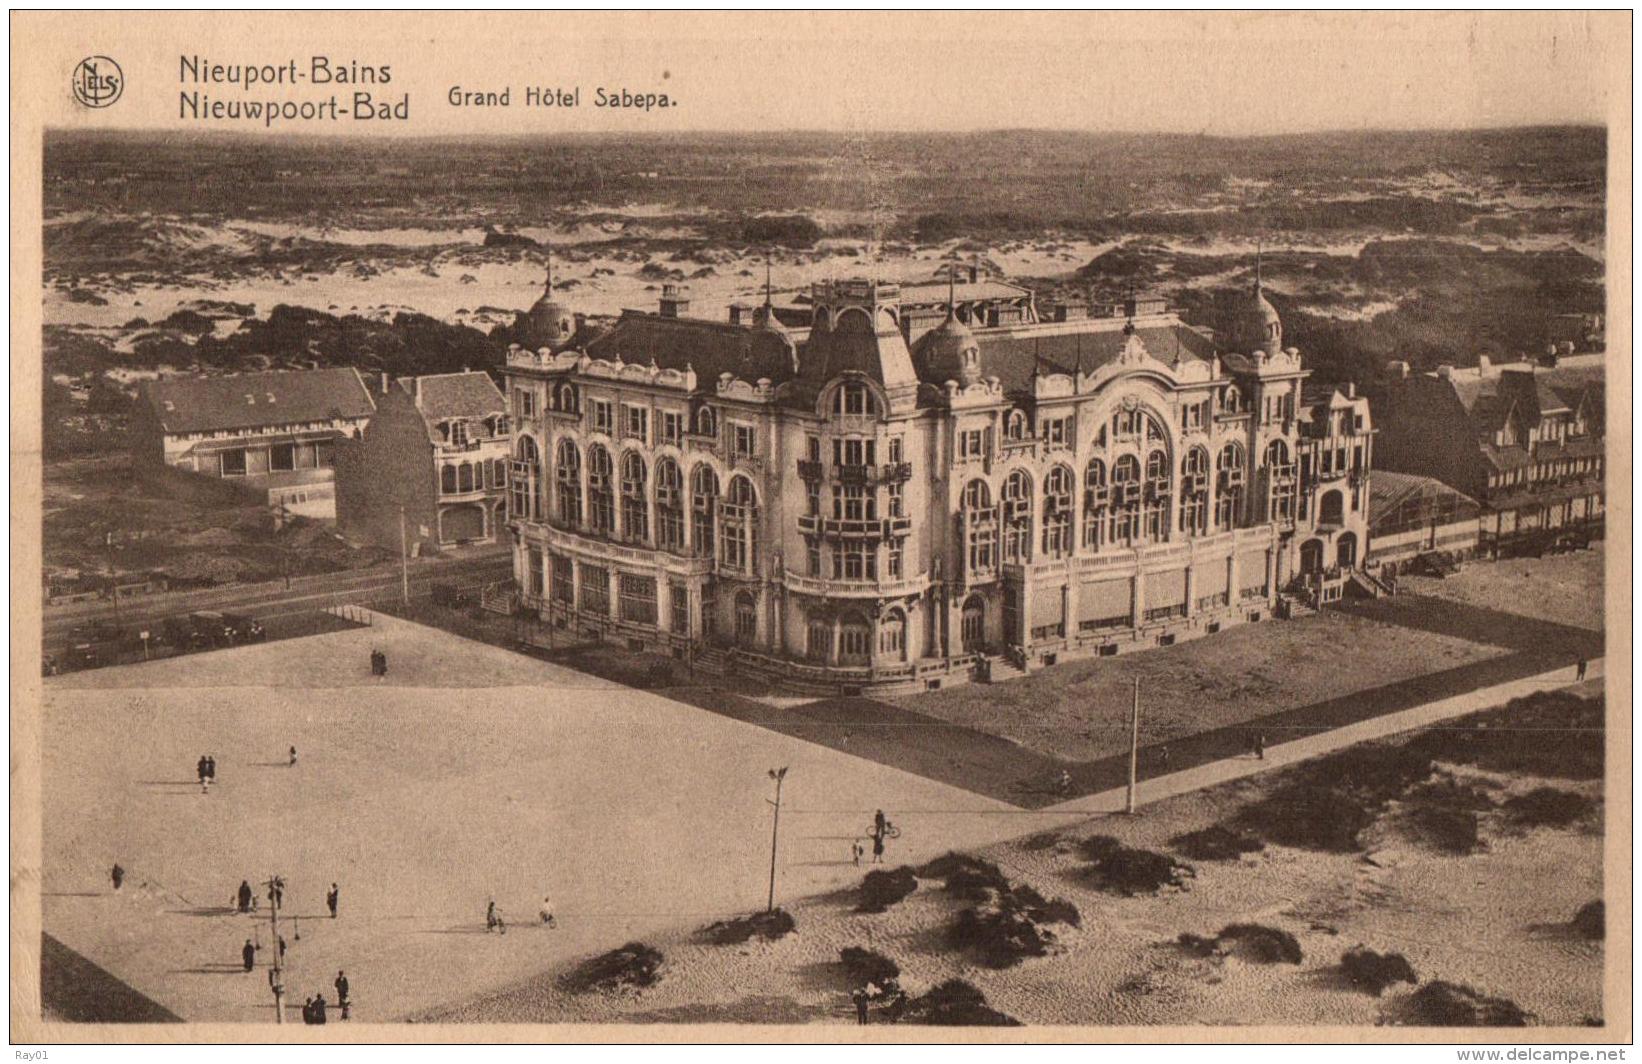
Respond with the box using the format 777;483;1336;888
620;451;648;542
553;438;580;526
879;609;906;660
1216;443;1244;529
556;382;578;414
1179;446;1210;536
960;595;985;651
691;465;719;558
839;610;871;664
458;462;475;493
511;435;541;522
1083;458;1108;550
493;458;508;490
961;479;996;576
734;590;758;647
695;406;717;438
1320;488;1345;527
442;464;458;495
1005;410;1028;440
1144;449;1172;542
655;457;684;552
1109;454;1142;547
1002;469;1032;564
1223;385;1241;414
834;382;876;417
807;613;833;662
587;444;614;535
1042;465;1074;559
722;475;758;573
1266;439;1295;522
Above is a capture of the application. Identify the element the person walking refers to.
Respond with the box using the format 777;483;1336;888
871;832;885;864
851;839;864;866
1577;657;1589;681
205;755;216;783
310;993;328;1025
1158;745;1172;772
289;745;298;767
196;755;208;786
333;970;350;1014
326;882;339;919
1254;733;1266;761
539;894;557;928
851;987;869;1025
301;996;316;1025
237;879;253;913
486;899;505;934
242;938;256;973
110;863;124;891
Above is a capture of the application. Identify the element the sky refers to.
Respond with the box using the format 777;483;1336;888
16;10;1629;136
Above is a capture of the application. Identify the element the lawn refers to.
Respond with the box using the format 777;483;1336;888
38;613;1042;1023
1399;544;1606;633
893;609;1508;764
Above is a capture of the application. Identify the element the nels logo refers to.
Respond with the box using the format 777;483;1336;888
72;55;124;108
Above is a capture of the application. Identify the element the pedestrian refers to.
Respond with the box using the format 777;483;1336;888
486;899;504;933
206;755;216;781
873;809;886;839
1057;769;1073;794
1254;733;1266;760
238;879;253;913
326;882;339;919
278;934;287;960
871;833;885;864
1577;657;1588;681
851;839;864;866
851;987;869;1025
289;745;298;767
369;649;380;677
301;996;316;1025
310;993;327;1025
242;938;256;972
272;876;284;909
333;970;350;1010
1159;745;1171;771
196;755;207;785
379;651;388;678
539;895;556;928
110;863;124;891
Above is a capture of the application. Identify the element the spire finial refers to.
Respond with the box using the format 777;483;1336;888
545;244;554;296
764;254;773;308
1255;241;1263;291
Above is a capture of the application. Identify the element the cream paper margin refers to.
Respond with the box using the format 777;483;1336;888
8;8;1633;1045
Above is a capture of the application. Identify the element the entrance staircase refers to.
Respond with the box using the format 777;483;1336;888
983;654;1027;684
1348;569;1395;599
479;581;518;615
1277;592;1316;620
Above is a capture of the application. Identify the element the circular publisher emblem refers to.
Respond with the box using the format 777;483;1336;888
72;56;124;108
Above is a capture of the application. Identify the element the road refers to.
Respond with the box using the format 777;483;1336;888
42;546;512;645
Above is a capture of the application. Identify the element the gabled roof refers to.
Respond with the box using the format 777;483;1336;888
585;310;798;383
140;368;375;435
1369;470;1480;519
972;320;1216;393
399;371;506;421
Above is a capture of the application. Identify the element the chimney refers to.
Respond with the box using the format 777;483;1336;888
380;371;390;394
1436;364;1454;380
1386;359;1410;379
1477;355;1491;374
968;260;979;284
728;304;744;326
659;283;690;318
1346;381;1356;398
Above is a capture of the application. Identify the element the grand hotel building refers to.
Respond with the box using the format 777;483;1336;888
501;265;1374;693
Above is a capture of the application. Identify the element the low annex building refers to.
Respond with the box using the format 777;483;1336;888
129;367;378;519
1373;355;1605;558
334;371;511;556
500;262;1375;694
1365;470;1482;577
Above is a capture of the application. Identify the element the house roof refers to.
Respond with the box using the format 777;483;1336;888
585;310;799;383
973;320;1217;393
1368;470;1480;532
140;368;375;435
399;371;506;421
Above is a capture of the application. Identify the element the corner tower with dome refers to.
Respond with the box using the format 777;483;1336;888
498;252;1374;694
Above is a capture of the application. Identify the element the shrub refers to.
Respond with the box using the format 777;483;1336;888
1572;900;1604;940
1078;835;1193;895
1217;924;1304;964
838;947;900;992
1170;825;1266;862
1400;804;1481;855
1406;691;1604;781
566;942;664;993
894;979;1021;1026
857;867;918;913
1395;981;1531;1026
1239;783;1378;853
918;852;1010;901
1502;788;1598;828
1341;946;1419;994
700;908;795;946
948;903;1055;969
1010;882;1083;928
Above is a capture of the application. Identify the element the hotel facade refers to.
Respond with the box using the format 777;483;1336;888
500;266;1374;693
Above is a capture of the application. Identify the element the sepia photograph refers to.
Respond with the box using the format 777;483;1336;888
9;9;1631;1047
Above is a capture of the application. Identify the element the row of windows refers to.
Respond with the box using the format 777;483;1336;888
440;458;508;495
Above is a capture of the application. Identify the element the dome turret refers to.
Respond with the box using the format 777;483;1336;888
912;273;982;386
523;248;576;350
1235;252;1283;355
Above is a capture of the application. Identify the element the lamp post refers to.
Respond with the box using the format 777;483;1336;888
1125;677;1141;815
765;767;788;913
265;874;286;1024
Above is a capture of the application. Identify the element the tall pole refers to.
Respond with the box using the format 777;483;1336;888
399;506;410;607
105;531;121;628
1125;677;1141;815
266;875;285;1024
766;767;787;912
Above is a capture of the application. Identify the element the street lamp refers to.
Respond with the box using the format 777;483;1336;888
765;767;788;913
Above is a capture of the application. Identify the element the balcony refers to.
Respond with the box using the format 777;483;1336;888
836;463;872;485
796;515;911;539
797;459;825;481
783;571;930;599
1269;463;1297;482
879;462;913;484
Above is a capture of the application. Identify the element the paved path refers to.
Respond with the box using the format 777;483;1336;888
1041;658;1605;815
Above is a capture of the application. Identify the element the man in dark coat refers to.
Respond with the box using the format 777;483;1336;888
242;939;256;972
237;879;253;913
334;970;350;1012
311;993;327;1025
110;863;124;891
326;882;339;918
197;755;208;784
851;987;869;1025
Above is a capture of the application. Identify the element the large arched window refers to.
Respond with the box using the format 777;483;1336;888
806;612;833;662
839;610;871;665
879;609;906;660
511;435;541;522
1083;458;1107;550
695;405;717;438
620;451;648;542
722;475;758;574
555;382;579;414
1005;409;1028;440
1266;439;1295;522
734;590;758;646
1109;454;1142;547
587;444;615;535
1144;449;1172;542
1179;446;1210;536
961;479;996;576
1216;443;1244;529
1002;469;1032;564
691;465;719;558
834;382;876;417
655;457;685;552
458;462;475;493
1042;465;1074;559
553;439;580;526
